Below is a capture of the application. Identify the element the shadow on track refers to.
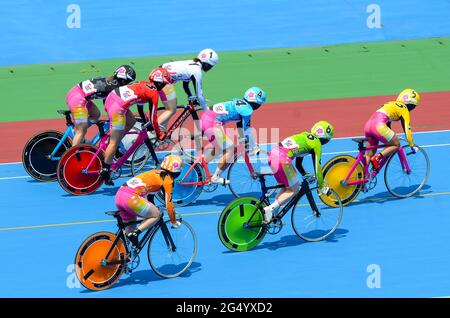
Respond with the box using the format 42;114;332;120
222;228;349;253
350;184;432;207
80;262;202;293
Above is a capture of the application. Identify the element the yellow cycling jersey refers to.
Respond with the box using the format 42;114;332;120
377;101;414;147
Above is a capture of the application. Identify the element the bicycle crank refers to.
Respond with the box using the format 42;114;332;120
111;167;122;180
267;218;284;235
203;182;218;192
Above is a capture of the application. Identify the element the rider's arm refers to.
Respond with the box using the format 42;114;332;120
237;115;256;148
190;72;207;110
311;147;324;188
295;157;307;176
162;176;176;224
137;104;147;124
183;81;192;98
400;111;414;147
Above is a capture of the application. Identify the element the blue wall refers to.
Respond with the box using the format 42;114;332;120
1;0;450;66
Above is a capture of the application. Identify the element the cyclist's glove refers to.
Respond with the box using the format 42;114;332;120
411;146;419;154
319;186;331;196
188;96;200;106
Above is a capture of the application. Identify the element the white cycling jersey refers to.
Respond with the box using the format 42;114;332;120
162;60;206;109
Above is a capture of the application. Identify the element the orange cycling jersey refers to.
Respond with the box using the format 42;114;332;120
124;170;176;222
377;101;413;147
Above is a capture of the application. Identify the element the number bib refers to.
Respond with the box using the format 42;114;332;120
126;177;146;189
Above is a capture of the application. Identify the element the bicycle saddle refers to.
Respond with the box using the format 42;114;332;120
105;210;122;217
57;109;71;116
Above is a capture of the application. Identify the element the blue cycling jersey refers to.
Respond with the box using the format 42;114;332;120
210;98;255;145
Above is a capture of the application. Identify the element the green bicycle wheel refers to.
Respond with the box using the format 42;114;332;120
218;197;267;252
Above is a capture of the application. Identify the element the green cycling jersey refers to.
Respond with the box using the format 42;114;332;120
280;132;324;187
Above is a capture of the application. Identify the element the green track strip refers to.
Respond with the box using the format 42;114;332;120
1;37;450;122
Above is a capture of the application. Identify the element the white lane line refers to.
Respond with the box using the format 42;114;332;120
0;176;30;180
0;161;22;166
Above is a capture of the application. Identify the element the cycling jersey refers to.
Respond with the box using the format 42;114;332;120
161;60;207;109
119;170;176;222
278;132;324;186
79;77;123;100
376;101;414;147
104;81;159;130
209;98;255;146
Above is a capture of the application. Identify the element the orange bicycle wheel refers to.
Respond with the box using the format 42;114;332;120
75;231;127;291
321;155;364;207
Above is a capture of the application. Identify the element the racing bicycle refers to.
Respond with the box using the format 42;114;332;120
320;137;430;207
218;173;343;252
75;208;197;291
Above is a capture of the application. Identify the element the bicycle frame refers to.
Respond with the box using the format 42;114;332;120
342;140;412;186
49;115;108;161
178;141;257;187
245;177;318;229
159;103;200;142
82;123;159;175
102;214;177;267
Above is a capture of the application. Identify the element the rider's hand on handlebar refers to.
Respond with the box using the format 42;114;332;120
411;146;419;154
251;145;261;156
188;96;200;106
171;220;182;229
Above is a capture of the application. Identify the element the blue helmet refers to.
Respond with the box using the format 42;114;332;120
244;87;266;106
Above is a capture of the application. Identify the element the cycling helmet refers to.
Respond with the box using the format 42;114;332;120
161;154;183;173
114;65;136;84
198;48;219;72
149;67;171;91
311;121;334;145
243;87;267;110
396;88;420;111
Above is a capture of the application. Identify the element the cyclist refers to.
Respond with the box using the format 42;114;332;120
66;65;136;146
101;67;171;185
201;87;266;185
115;154;183;248
263;121;334;224
364;88;420;171
158;48;219;130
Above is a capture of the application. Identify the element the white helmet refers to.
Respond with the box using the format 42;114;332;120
198;48;219;66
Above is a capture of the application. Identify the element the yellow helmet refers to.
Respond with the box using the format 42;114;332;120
396;89;420;107
160;154;183;173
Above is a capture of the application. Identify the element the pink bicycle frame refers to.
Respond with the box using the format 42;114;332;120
82;128;150;175
343;142;411;186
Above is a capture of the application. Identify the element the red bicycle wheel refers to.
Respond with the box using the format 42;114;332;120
57;144;104;195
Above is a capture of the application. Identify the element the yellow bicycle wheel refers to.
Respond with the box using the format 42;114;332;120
320;155;364;207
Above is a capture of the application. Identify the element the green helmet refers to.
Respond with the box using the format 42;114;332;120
311;121;334;145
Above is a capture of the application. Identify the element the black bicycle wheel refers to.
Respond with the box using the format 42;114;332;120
22;130;72;181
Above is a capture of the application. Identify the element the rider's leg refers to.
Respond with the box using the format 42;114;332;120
365;140;377;166
380;134;400;158
264;147;300;223
87;101;101;123
72;122;89;146
157;85;177;131
126;197;162;248
210;127;234;185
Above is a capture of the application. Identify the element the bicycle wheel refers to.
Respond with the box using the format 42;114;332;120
227;150;276;198
174;107;203;160
384;145;430;198
57;144;104;195
147;219;197;278
75;231;127;291
218;197;267;252
291;189;343;242
130;140;180;176
22;130;72;181
155;161;205;207
321;155;364;207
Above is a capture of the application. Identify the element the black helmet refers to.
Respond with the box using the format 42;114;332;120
114;65;136;84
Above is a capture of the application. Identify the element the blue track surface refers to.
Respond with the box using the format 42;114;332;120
0;130;449;297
